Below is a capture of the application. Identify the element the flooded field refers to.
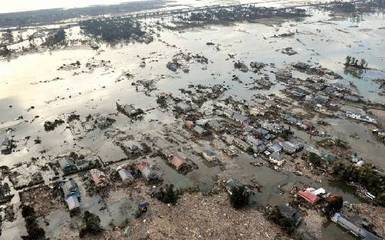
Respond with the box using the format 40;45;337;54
0;1;385;240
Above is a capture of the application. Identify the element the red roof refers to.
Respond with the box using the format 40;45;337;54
298;190;320;205
169;155;187;171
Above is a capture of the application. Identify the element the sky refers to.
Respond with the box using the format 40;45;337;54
0;0;143;13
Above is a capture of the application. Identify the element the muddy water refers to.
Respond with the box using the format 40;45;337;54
1;7;385;240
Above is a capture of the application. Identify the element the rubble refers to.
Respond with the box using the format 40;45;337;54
281;47;298;56
116;102;145;119
166;52;208;73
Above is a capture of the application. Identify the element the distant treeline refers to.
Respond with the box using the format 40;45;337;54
0;0;165;28
80;17;148;43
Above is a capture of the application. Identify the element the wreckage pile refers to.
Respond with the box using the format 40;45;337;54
166;52;208;73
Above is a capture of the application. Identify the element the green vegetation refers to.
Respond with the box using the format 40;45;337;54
152;184;179;205
79;211;103;238
80;17;150;44
266;206;297;234
307;152;323;166
0;45;11;57
345;56;368;69
21;205;46;240
229;184;250;209
43;29;67;47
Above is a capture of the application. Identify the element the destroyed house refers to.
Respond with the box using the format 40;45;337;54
137;161;161;182
192;125;209;136
61;179;81;211
168;155;188;171
58;155;101;176
269;151;284;166
207;120;223;132
245;135;266;153
261;122;285;134
285;88;307;100
233;138;250;152
62;179;80;199
280;141;303;154
116;165;134;183
267;143;283;154
283;115;301;126
255;127;269;138
231;112;248;125
89;169;108;187
201;149;218;162
175;102;192;113
59;158;78;175
221;134;235;145
222;108;235;118
116;102;144;118
298;190;320;205
118;140;149;158
331;213;381;240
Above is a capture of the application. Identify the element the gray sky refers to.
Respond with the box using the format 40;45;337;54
0;0;143;13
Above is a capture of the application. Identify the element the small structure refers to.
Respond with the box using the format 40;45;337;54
89;169;109;187
59;158;78;175
246;135;266;153
280;141;303;154
168;155;188;172
223;145;238;157
331;213;381;240
117;140;149;158
267;143;283;154
116;165;134;184
201;149;219;163
233;138;250;152
61;179;81;212
116;102;144;118
192;125;209;136
269;152;284;166
298;190;320;205
175;102;192;113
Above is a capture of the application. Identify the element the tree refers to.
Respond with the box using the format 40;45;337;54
152;184;179;205
359;59;368;68
21;205;46;240
229;184;250;209
345;56;351;66
79;211;103;238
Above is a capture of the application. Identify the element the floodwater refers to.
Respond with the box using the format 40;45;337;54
0;3;384;240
